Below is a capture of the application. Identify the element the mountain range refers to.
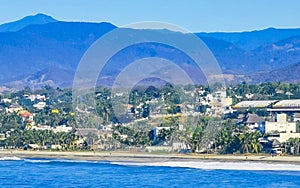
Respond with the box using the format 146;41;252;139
0;13;300;90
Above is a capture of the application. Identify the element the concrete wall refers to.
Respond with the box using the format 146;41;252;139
269;133;300;143
265;121;297;133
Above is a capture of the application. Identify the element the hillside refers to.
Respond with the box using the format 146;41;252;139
0;21;117;86
1;14;300;89
247;61;300;83
197;27;300;50
0;13;57;32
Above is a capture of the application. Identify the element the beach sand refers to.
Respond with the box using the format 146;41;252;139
1;150;300;164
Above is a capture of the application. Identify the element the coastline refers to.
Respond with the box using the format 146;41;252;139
1;150;300;164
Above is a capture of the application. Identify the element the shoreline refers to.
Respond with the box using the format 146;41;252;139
1;150;300;164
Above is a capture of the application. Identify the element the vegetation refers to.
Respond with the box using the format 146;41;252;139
0;129;75;150
285;138;300;155
1;82;300;154
228;82;300;104
216;122;262;154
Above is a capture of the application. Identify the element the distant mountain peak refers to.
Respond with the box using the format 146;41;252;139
28;13;56;20
0;13;57;32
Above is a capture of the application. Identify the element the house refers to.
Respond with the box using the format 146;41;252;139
6;104;23;113
32;125;52;131
53;125;73;133
145;145;172;152
245;114;265;132
0;133;6;141
18;110;34;122
260;138;282;153
24;94;46;102
293;113;300;122
51;109;59;114
154;126;171;138
172;142;190;151
75;128;99;137
1;98;12;103
51;145;62;150
74;128;99;145
27;144;41;150
123;104;134;113
33;102;46;109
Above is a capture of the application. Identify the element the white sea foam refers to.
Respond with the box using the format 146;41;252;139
24;159;51;163
23;159;84;163
111;161;300;171
52;159;100;163
0;156;22;161
24;158;101;164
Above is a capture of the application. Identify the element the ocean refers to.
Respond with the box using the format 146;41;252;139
1;157;300;187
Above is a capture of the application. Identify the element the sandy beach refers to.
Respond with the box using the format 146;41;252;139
1;150;300;164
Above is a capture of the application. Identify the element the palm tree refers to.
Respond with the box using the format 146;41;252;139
239;133;251;153
285;138;300;155
250;131;263;153
238;131;262;154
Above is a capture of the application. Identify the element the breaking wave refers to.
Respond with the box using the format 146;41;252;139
23;158;101;164
0;156;22;161
111;161;300;171
24;159;52;163
0;157;100;164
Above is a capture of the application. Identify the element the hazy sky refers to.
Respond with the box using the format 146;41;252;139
1;0;300;32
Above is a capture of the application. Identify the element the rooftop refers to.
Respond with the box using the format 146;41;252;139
233;100;277;109
272;99;300;108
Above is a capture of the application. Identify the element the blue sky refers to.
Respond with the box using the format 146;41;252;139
1;0;300;32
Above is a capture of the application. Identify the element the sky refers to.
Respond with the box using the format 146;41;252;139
0;0;300;32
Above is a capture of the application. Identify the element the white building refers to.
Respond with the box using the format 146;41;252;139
265;114;298;133
210;90;233;115
233;100;276;109
53;125;73;133
1;98;12;103
33;102;46;109
32;125;52;131
265;113;300;142
24;94;46;102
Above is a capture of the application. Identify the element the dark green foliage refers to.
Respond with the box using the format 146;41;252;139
216;121;263;154
0;128;75;149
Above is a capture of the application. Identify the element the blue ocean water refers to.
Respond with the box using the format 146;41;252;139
1;157;300;187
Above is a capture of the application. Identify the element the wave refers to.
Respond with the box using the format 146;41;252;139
24;159;52;163
51;159;101;164
0;156;22;161
23;158;102;164
0;157;93;164
111;161;300;171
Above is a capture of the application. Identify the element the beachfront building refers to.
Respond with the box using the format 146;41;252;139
232;100;277;109
265;113;300;143
267;99;300;121
232;99;300;143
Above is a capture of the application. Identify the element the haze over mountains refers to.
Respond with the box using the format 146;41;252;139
0;13;300;90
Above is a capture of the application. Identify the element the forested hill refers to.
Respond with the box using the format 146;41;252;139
1;14;300;90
